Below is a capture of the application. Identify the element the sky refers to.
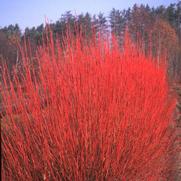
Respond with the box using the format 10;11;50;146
0;0;178;31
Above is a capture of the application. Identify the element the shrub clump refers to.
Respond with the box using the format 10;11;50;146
1;31;176;180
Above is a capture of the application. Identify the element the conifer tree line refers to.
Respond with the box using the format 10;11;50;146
0;2;181;81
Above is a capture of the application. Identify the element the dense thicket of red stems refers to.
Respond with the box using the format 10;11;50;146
0;30;176;180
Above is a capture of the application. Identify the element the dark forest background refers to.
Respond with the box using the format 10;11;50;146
0;2;181;81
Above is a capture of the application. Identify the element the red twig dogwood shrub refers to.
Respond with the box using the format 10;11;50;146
1;30;176;180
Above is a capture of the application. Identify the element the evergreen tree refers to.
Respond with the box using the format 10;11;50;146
109;8;126;45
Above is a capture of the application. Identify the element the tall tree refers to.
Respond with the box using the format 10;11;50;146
152;18;179;77
93;13;108;35
109;8;126;45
